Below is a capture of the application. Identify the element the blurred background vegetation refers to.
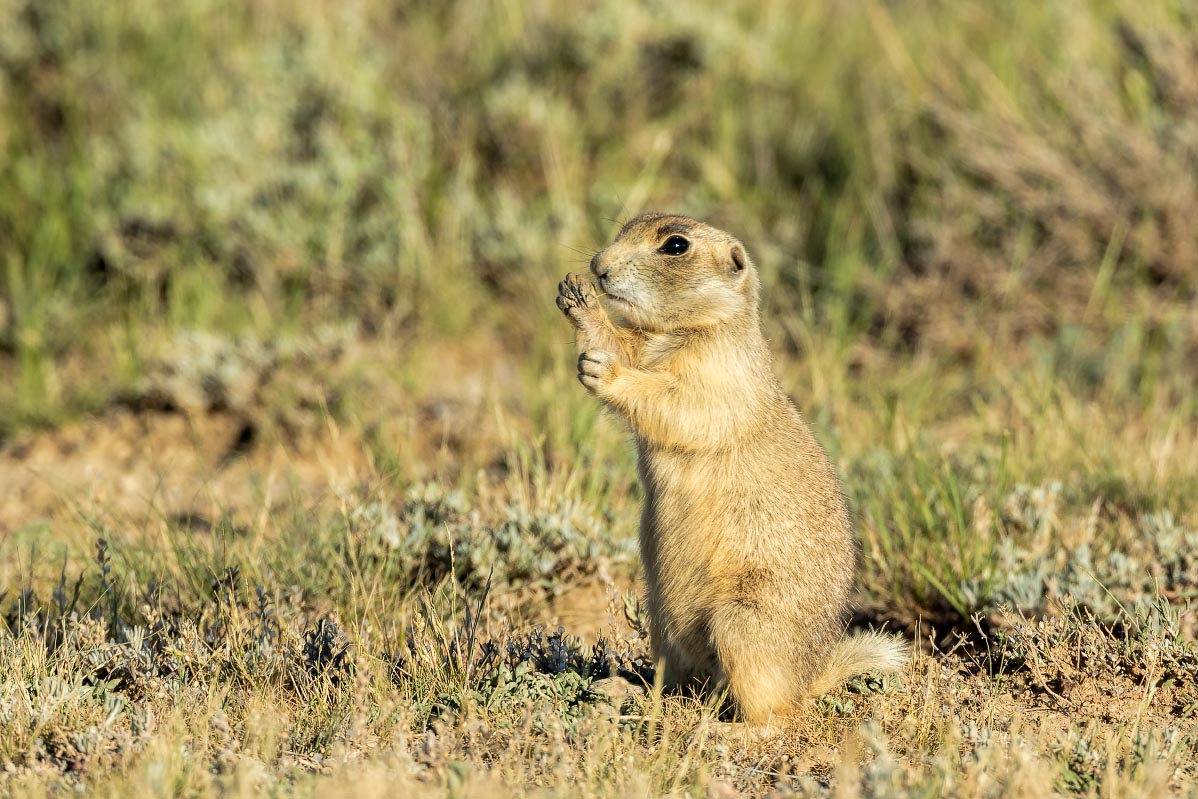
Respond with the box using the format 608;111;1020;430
3;0;1194;430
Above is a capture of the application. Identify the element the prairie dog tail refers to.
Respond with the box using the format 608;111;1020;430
808;631;910;697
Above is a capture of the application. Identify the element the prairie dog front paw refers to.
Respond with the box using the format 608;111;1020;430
556;273;602;331
577;349;618;395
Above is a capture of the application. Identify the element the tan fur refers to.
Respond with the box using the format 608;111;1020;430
555;213;908;723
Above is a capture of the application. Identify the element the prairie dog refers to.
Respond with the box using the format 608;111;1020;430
555;213;906;723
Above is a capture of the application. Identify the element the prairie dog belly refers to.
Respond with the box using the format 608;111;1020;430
640;441;854;636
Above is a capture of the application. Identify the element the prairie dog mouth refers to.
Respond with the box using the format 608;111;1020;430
596;274;642;314
599;288;636;309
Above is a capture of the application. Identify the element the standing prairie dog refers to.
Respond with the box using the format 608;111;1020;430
555;213;906;723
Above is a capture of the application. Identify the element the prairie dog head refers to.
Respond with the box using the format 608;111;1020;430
590;214;759;332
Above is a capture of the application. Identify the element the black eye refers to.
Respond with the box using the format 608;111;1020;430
659;235;690;256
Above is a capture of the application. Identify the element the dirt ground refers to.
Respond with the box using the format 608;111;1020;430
0;397;628;639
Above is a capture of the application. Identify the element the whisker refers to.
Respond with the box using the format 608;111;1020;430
614;194;631;227
558;242;597;259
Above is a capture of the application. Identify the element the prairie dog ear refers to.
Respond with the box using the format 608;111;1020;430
730;244;747;273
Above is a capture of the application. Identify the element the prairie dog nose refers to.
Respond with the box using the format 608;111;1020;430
590;251;608;278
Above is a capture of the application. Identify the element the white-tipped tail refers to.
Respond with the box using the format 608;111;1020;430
808;631;910;696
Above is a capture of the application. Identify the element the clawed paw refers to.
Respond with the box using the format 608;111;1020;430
556;273;599;328
578;349;617;394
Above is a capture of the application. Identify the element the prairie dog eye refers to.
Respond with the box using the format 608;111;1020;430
659;235;690;256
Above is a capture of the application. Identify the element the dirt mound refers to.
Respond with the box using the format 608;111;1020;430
0;408;367;535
